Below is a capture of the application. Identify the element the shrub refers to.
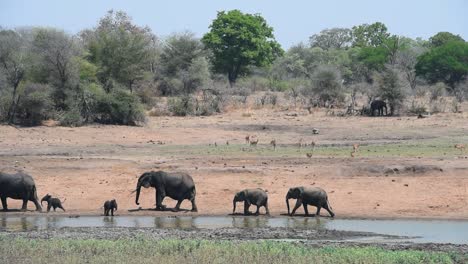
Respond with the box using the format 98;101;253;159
94;89;146;125
15;83;54;126
59;106;84;127
168;95;194;116
376;68;405;115
429;82;447;102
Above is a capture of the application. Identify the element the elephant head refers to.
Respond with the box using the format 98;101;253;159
41;194;51;206
286;187;303;215
111;199;118;211
135;172;153;205
232;190;246;213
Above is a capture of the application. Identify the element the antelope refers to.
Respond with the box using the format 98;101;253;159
454;144;466;153
352;144;359;153
250;138;259;146
270;139;276;150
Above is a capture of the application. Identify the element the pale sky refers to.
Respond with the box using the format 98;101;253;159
0;0;466;49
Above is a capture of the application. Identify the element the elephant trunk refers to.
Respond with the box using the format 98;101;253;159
135;183;142;205
232;199;236;214
286;194;290;215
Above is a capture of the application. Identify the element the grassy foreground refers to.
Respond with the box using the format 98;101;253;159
0;238;465;264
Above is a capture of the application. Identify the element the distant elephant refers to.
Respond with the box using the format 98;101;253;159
0;172;42;212
41;194;66;212
233;188;270;216
286;186;334;217
135;171;197;212
370;100;387;116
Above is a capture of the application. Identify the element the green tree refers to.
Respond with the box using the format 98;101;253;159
415;41;468;89
202;10;283;86
32;28;81;110
376;68;405;115
429;32;465;47
309;28;352;50
352;22;390;47
82;10;154;92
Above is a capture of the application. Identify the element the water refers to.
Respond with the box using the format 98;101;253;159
1;216;467;244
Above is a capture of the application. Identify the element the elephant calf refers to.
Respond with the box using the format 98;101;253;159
286;186;334;217
233;188;270;216
41;194;66;212
104;199;118;216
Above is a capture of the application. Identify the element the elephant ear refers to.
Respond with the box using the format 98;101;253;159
294;187;303;197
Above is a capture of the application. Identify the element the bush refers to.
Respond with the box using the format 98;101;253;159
14;83;54;126
0;90;12;122
93;89;146;125
306;65;344;107
59;106;84;127
429;82;447;101
376;68;405;115
168;95;194;116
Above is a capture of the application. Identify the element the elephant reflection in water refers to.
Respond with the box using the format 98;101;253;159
232;217;268;228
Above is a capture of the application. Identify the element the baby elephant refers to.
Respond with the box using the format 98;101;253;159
103;199;118;216
41;194;66;212
286;186;334;217
233;188;270;216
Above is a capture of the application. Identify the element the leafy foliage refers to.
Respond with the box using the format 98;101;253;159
202;10;283;85
416;41;468;88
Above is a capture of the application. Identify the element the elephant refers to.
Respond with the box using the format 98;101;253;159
104;199;118;216
232;188;270;216
41;194;66;212
286;186;334;217
370;100;387;116
0;172;42;212
135;171;198;212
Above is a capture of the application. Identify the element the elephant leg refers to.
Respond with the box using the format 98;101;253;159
323;203;335;217
1;197;7;211
303;203;309;216
255;205;260;215
104;209;108;216
53;206;57;212
111;209;114;216
244;201;251;215
59;205;66;212
264;203;270;216
190;192;198;212
21;199;28;211
174;200;183;212
47;204;51;212
155;190;166;211
290;199;302;216
316;206;321;217
32;198;41;212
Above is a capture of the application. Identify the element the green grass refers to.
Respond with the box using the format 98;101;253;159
150;140;467;159
0;237;465;264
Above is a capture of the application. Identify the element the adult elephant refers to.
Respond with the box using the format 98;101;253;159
135;171;198;212
370;100;387;116
286;186;334;217
0;172;42;212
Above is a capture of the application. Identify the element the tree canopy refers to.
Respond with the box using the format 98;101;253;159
202;10;283;86
416;41;468;88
